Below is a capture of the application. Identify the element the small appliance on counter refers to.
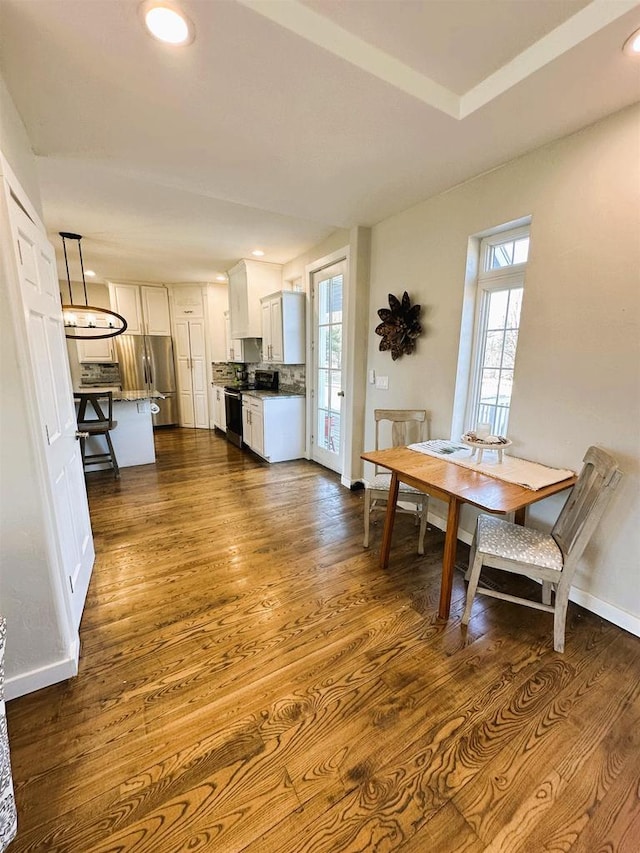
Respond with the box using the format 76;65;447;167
224;369;279;447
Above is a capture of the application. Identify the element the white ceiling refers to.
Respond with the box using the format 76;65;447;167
1;0;639;284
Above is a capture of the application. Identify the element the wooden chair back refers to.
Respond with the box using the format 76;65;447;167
373;409;428;475
552;445;622;573
75;392;115;431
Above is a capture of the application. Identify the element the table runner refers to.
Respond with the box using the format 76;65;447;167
408;440;575;491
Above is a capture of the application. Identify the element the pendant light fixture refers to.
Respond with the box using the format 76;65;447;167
60;232;128;340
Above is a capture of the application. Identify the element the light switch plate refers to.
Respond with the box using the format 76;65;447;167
375;375;389;390
368;369;376;384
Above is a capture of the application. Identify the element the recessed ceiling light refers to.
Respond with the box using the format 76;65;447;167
141;2;194;46
623;27;640;56
85;270;96;277
252;249;265;257
215;275;227;282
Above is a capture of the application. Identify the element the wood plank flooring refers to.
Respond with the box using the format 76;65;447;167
6;427;640;852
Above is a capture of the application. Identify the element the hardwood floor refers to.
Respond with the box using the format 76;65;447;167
7;428;640;852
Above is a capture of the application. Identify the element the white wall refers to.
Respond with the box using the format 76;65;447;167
366;104;640;633
0;75;41;215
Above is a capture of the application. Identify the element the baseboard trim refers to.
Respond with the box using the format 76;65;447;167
568;588;640;638
5;641;79;701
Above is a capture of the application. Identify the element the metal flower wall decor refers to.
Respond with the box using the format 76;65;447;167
375;291;422;360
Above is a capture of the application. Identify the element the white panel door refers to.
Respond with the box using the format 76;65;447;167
11;203;95;629
174;320;195;427
188;320;209;428
311;261;346;474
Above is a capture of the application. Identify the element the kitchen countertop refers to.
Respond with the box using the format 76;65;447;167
242;390;305;400
74;387;165;401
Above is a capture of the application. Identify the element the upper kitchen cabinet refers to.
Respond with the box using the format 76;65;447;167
228;259;282;338
76;336;116;363
109;283;171;335
261;291;306;364
171;285;206;320
141;286;171;334
224;311;261;363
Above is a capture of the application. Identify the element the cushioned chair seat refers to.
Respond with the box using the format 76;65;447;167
477;514;563;571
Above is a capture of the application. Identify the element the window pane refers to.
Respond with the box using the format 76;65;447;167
318;326;330;368
506;288;523;328
317;369;329;409
487;290;508;329
494;406;509;436
330;325;342;368
498;370;514;405
484;330;504;368
317;278;331;325
329;370;342;410
317;409;340;453
513;237;530;264
480;368;500;405
489;241;513;269
502;330;518;368
329;276;343;323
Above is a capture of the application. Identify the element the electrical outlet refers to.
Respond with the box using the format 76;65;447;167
375;375;389;390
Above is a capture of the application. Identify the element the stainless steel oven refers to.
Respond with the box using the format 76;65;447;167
224;387;243;447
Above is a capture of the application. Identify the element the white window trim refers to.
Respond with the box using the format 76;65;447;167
464;225;529;435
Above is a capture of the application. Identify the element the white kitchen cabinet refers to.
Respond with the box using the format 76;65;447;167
108;283;170;335
76;336;116;363
212;385;227;432
141;286;171;334
227;259;282;338
224;311;261;363
260;290;305;364
109;283;143;334
171;285;205;319
242;393;305;462
174;319;209;428
242;395;264;457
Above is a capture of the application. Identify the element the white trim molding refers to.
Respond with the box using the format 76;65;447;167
4;641;79;701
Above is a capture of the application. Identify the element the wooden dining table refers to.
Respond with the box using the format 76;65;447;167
361;445;577;620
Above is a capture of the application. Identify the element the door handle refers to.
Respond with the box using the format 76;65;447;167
75;430;89;440
337;391;345;397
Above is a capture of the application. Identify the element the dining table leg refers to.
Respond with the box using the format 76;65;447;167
438;496;461;619
379;472;400;569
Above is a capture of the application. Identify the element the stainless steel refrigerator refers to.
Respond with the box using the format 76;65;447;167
116;334;178;427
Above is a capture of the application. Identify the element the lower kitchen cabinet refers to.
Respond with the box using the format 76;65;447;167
242;394;305;462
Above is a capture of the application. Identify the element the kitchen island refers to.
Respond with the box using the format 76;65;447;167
74;388;163;469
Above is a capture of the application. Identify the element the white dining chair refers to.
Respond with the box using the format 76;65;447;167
461;446;622;652
363;409;430;554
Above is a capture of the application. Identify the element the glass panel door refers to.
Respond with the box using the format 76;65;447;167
312;260;346;473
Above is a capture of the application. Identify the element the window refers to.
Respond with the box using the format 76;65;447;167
466;226;529;437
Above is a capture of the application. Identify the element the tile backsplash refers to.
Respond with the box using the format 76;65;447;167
80;362;121;386
212;361;306;394
250;363;306;394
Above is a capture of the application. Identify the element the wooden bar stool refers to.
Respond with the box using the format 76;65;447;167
75;392;120;478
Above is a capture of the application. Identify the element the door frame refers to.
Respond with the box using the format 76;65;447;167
305;247;351;480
